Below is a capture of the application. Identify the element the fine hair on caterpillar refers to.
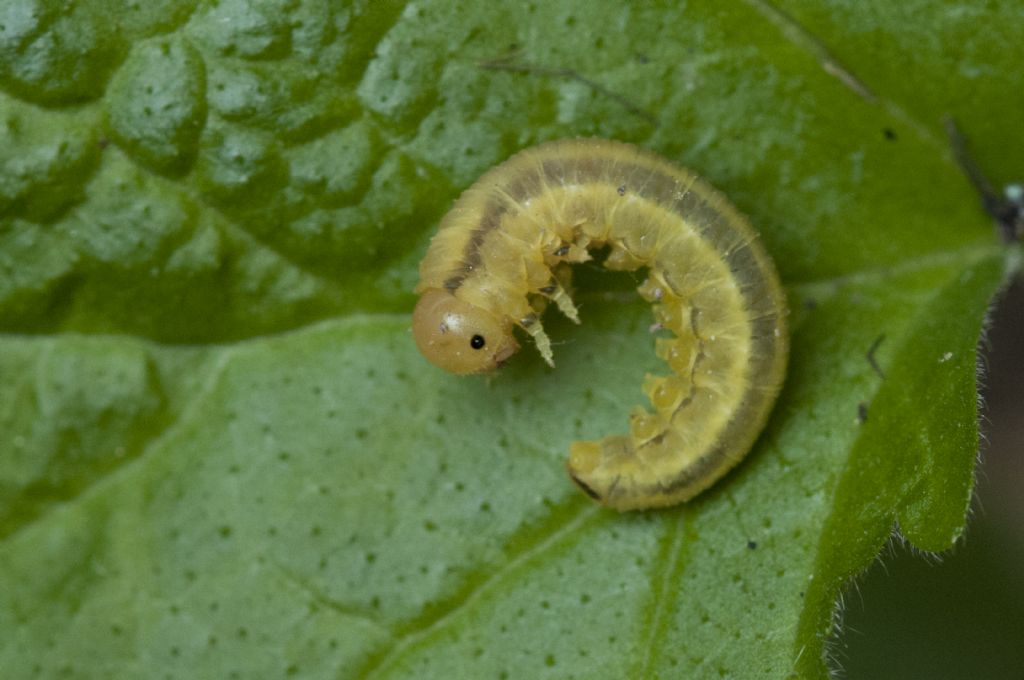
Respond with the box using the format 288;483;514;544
412;138;788;511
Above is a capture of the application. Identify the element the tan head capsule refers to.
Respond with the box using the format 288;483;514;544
412;289;519;374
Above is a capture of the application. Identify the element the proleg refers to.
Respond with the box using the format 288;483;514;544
412;138;788;511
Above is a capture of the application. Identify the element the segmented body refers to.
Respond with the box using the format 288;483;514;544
413;138;788;511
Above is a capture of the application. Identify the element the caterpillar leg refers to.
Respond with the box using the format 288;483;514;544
549;285;580;323
520;313;555;367
546;231;591;267
541;265;580;324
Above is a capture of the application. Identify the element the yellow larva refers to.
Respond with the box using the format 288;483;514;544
412;138;788;511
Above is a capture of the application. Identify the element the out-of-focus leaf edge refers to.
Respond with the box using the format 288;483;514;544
795;246;1019;677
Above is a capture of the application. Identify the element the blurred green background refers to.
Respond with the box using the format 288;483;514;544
842;278;1024;679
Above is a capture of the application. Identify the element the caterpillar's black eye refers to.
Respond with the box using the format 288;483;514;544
470;334;486;350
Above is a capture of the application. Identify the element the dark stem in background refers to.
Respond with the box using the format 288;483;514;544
944;116;1023;244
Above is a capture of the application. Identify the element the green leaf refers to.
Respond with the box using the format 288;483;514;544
1;1;1020;678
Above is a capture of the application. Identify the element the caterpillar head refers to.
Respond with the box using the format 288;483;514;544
412;289;519;374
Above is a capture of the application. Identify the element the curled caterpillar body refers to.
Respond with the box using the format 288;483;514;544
412;139;788;511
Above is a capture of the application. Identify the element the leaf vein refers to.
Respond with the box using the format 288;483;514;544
355;504;602;679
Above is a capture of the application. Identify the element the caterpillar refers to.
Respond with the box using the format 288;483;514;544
412;139;788;511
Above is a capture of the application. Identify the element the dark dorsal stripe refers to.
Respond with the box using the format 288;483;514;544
444;152;660;291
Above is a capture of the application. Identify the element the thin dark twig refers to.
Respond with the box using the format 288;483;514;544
944;116;998;199
944;115;1023;244
480;56;659;127
866;334;886;380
